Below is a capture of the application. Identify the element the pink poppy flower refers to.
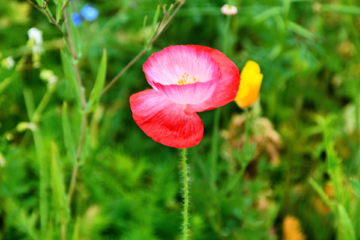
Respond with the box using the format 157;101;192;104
130;45;240;148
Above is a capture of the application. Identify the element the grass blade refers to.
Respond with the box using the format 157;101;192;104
85;49;107;113
60;50;82;110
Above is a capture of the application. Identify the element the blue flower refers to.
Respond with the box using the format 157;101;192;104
71;12;82;26
80;4;99;21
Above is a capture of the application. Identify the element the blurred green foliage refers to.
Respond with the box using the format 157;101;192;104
1;0;360;239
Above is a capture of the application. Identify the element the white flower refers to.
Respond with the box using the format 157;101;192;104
28;27;43;45
1;57;15;69
221;4;238;15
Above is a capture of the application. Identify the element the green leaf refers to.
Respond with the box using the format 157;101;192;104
143;15;149;46
50;142;69;223
287;21;315;40
321;4;360;15
23;88;36;121
254;7;282;23
60;50;82;109
72;217;80;240
337;204;356;240
268;44;282;60
308;178;335;211
46;220;53;240
149;5;161;40
62;102;77;166
56;0;63;23
351;179;360;200
35;0;44;7
84;49;107;113
65;4;81;58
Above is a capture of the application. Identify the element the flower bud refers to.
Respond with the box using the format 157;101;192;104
234;60;263;108
221;4;238;15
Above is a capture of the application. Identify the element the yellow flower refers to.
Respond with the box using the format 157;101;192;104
234;60;263;108
283;215;306;240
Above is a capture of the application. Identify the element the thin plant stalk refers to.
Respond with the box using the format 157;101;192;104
100;0;186;96
210;107;221;190
61;8;88;240
66;115;87;206
24;0;67;40
23;89;49;239
225;108;251;193
182;148;189;240
210;10;234;190
222;15;231;56
356;93;360;179
244;108;249;156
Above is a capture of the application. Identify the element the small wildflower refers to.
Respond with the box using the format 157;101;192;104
72;12;83;27
80;4;99;21
221;4;238;15
1;57;15;69
72;4;99;27
28;27;43;45
283;216;306;240
234;60;263;109
28;27;43;60
40;69;58;89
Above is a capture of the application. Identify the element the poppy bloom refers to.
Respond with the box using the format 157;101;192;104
234;60;263;108
130;45;240;148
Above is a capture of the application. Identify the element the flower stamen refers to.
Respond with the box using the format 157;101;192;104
176;72;201;85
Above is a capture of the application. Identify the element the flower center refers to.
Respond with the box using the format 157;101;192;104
176;72;201;85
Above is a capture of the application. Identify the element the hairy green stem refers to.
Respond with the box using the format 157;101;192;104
182;148;189;240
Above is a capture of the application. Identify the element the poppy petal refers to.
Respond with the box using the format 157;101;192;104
130;89;204;148
151;79;218;105
184;45;240;115
143;45;220;86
